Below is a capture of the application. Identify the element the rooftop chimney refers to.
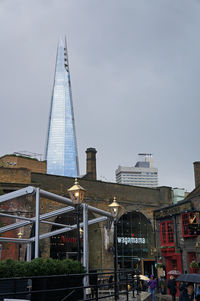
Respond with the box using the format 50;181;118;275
86;148;97;180
193;161;200;188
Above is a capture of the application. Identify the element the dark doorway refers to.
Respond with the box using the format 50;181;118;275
50;212;83;260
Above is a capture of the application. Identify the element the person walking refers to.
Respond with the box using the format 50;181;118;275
167;275;177;301
148;275;157;301
179;283;194;301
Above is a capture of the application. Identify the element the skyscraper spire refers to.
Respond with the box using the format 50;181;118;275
45;38;79;177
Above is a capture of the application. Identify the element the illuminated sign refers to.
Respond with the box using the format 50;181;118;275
117;237;145;245
60;235;83;244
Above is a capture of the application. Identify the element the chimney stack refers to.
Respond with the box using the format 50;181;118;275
86;148;97;180
193;161;200;188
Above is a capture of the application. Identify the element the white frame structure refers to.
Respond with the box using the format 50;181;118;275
0;186;113;274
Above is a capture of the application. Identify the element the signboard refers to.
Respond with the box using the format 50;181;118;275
154;202;191;219
117;237;146;245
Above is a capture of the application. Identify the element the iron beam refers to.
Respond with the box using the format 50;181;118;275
0;206;74;234
29;216;108;241
0;186;35;203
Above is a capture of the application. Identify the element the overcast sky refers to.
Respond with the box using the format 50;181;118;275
0;0;200;191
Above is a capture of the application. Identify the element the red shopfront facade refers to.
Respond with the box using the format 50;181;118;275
160;220;182;277
160;212;198;278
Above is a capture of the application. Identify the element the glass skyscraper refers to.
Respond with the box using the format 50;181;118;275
45;38;79;177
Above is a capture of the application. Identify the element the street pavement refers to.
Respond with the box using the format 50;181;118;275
102;292;173;301
102;291;151;300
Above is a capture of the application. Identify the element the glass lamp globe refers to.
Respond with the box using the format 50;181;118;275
68;178;86;205
109;197;120;218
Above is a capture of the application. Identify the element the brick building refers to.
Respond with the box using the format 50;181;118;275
0;154;46;174
0;149;172;274
154;161;200;278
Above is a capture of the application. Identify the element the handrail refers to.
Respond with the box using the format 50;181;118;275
0;270;147;301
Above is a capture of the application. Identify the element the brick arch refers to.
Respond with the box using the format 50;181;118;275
47;209;102;266
139;209;154;227
118;210;153;234
120;205;154;228
49;210;84;260
116;210;154;269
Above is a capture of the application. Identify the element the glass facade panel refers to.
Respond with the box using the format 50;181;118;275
45;38;79;177
117;211;153;269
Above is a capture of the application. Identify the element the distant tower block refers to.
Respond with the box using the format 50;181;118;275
45;38;79;177
115;154;158;188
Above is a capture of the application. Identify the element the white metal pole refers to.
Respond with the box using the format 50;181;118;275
35;188;40;258
83;203;89;299
26;243;32;262
83;203;89;271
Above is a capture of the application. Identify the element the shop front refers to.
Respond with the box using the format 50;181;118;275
117;211;155;275
161;248;182;276
50;214;82;260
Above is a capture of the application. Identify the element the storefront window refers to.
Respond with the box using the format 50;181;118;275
117;211;153;269
160;221;174;246
181;213;198;237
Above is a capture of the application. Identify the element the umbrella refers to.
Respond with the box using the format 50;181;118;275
177;273;200;283
134;275;149;281
168;270;181;276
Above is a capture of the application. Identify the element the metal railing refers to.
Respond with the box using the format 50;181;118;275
0;270;145;301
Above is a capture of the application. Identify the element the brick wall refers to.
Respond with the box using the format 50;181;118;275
0;167;31;184
0;155;46;174
0;169;173;270
31;173;172;207
30;173;172;269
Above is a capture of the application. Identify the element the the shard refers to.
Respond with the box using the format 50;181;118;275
45;38;79;177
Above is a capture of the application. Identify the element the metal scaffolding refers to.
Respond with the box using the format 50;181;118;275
0;186;112;269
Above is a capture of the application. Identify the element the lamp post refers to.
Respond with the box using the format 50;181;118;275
17;231;22;261
109;197;122;301
68;178;86;262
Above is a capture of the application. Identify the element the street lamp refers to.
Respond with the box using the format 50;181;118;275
68;178;86;262
17;231;22;261
109;197;120;219
109;197;123;301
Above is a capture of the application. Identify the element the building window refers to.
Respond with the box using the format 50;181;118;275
188;252;197;273
181;213;197;238
160;221;174;246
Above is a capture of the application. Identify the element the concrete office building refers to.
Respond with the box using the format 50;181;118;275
116;154;158;188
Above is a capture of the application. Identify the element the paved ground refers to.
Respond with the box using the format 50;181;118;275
155;294;172;301
100;291;151;301
100;292;173;301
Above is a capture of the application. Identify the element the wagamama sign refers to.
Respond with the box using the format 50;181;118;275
117;237;145;245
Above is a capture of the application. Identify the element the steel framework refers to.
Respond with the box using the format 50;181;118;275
0;186;112;268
